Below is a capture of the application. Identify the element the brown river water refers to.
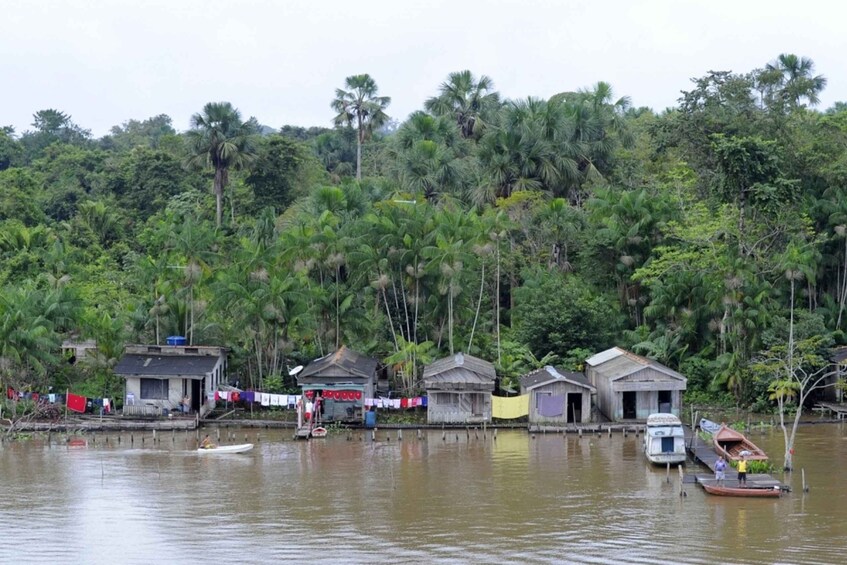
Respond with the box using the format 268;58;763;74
1;423;846;564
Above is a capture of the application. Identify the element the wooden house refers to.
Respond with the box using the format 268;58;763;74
423;352;496;424
585;347;686;422
520;366;595;424
114;343;227;417
296;346;378;423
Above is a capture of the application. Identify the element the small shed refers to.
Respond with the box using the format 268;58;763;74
423;352;496;424
520;366;595;424
114;344;227;417
296;346;378;423
585;347;686;421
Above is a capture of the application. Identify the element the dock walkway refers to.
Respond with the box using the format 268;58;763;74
814;402;847;420
684;425;788;491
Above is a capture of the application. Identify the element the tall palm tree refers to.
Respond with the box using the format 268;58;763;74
424;70;500;139
331;74;391;181
185;102;259;228
764;54;827;110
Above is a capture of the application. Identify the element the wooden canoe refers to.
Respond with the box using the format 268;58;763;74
197;443;254;454
713;425;768;461
310;427;328;438
702;483;781;498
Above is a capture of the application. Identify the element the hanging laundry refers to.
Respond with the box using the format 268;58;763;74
67;393;87;414
48;393;56;403
260;393;270;406
103;398;111;414
241;391;255;403
392;399;401;409
400;398;409;409
6;387;15;400
421;396;428;407
214;391;220;402
491;394;530;419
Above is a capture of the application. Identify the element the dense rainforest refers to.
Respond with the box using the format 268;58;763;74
2;55;846;411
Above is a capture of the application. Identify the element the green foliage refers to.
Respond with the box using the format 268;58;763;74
513;271;623;360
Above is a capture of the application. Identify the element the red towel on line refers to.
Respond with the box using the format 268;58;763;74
67;393;87;413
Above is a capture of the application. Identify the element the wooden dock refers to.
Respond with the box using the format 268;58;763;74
814;401;847;420
684;426;789;492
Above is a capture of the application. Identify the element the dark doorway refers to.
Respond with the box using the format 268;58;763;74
623;391;637;419
567;393;582;423
658;390;672;413
661;437;674;453
191;379;201;412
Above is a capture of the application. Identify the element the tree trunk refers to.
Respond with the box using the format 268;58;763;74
214;167;224;228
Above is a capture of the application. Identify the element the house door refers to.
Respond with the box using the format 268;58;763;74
658;390;672;413
191;379;201;412
622;391;637;419
567;393;582;423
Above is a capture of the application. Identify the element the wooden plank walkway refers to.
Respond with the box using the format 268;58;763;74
684;425;789;492
814;402;847;420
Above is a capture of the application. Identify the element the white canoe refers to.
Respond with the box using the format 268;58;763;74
197;443;254;454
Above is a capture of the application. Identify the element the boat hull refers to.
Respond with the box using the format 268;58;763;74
712;425;768;461
702;483;781;498
197;443;254;454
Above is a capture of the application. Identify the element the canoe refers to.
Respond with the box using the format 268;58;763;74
310;427;328;438
197;443;254;454
713;425;768;461
702;483;781;498
699;418;721;435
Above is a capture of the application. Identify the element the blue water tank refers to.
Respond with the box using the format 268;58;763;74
365;410;377;429
166;336;187;346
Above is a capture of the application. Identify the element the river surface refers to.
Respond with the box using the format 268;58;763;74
1;423;846;564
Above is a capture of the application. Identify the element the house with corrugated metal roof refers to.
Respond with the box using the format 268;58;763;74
585;347;686;421
114;343;227;417
520;366;596;424
296;346;379;423
423;352;496;424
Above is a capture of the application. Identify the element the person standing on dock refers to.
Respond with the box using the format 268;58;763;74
715;455;727;485
737;455;748;486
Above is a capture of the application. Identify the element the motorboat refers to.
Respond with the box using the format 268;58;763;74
643;413;686;464
197;443;254;454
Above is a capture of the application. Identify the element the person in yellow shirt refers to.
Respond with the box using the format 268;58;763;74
737;455;748;486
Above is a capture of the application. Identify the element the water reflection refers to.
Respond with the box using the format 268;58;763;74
1;425;846;564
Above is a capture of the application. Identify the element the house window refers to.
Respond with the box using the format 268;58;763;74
141;378;169;400
436;392;458;405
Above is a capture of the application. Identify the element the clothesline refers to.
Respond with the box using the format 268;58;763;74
214;389;428;410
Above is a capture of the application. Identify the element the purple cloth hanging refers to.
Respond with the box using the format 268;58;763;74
537;394;565;417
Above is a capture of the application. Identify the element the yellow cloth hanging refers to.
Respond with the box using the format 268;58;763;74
491;394;529;419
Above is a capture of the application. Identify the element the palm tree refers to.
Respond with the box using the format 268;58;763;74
764;54;827;110
424;70;500;139
331;74;391;181
185;102;259;228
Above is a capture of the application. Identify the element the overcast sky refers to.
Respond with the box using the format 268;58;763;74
4;0;846;137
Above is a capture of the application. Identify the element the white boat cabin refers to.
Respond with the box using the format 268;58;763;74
643;413;686;464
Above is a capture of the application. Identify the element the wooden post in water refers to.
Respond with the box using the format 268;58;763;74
417;429;422;440
802;468;808;492
398;429;403;442
152;429;156;444
578;428;583;438
493;428;497;441
172;429;175;443
678;465;685;497
216;428;220;442
130;433;134;445
666;462;671;483
608;426;612;439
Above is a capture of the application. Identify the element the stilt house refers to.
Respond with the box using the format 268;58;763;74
585;347;686;421
114;342;226;417
520;366;595;424
296;346;378;423
423;352;496;424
